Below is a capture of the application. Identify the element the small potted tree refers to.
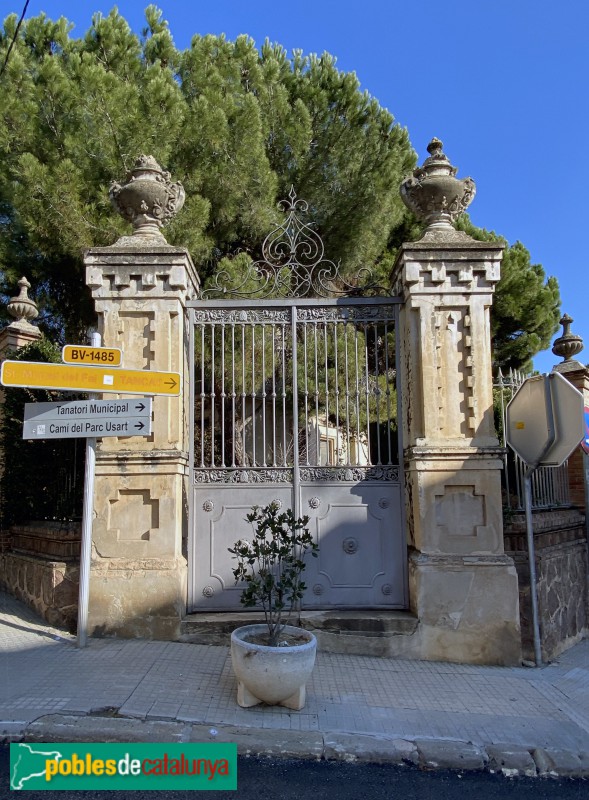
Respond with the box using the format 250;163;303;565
228;501;319;710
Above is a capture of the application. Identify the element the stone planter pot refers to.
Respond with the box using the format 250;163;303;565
230;624;317;710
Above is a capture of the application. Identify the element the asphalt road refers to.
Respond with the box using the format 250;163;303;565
2;746;588;799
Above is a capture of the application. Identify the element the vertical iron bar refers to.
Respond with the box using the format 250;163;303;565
282;323;287;466
498;370;511;504
515;456;524;510
200;324;205;467
292;306;301;522
241;324;246;466
261;324;267;467
303;321;309;465
374;323;382;465
220;324;226;467
395;305;403;467
343;318;351;464
188;312;196;611
354;321;361;465
384;321;393;464
272;324;277;467
334;318;340;466
251;325;256;466
364;323;371;465
231;324;236;468
314;322;320;466
210;324;215;467
324;323;330;464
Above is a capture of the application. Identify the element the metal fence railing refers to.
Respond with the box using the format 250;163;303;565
494;368;571;511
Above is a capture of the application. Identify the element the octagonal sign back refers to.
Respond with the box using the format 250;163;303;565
506;372;584;467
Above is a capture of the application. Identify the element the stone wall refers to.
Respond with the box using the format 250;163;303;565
0;521;81;631
504;509;588;662
6;521;81;560
0;551;79;631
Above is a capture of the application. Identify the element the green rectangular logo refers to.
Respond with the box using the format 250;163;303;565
10;742;237;791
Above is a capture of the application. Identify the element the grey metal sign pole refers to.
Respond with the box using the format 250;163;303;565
77;331;100;649
523;377;555;667
506;371;584;667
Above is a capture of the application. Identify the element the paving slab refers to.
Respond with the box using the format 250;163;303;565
2;591;589;777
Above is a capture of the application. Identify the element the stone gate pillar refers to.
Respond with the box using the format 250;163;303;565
84;157;199;639
0;277;42;358
392;139;521;664
551;315;589;511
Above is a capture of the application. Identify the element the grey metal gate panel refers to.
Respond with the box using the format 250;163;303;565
188;298;405;612
300;478;405;609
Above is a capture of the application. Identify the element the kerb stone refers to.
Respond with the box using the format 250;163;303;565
189;725;324;760
323;733;418;764
486;743;537;776
415;739;486;771
532;747;588;777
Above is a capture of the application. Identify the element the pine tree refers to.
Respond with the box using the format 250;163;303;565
0;6;559;371
0;7;412;341
455;217;561;371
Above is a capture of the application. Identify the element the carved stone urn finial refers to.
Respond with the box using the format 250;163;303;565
7;276;38;327
400;138;476;232
109;155;185;241
552;314;584;362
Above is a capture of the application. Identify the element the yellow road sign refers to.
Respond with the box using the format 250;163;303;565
1;360;180;396
62;345;122;367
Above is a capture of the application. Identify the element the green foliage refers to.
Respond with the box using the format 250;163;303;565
0;338;85;527
0;7;413;341
229;502;318;646
456;216;561;371
0;7;560;370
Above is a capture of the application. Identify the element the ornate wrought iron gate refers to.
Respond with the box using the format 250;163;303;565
187;191;406;612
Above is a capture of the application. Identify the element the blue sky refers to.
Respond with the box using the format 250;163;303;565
10;1;589;373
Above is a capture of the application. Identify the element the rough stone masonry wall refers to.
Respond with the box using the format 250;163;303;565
0;521;81;631
504;509;588;662
0;550;79;632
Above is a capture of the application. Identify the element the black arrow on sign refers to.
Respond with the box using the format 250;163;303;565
134;421;145;431
164;377;178;389
135;402;146;412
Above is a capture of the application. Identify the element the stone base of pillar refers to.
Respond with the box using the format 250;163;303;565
408;552;522;665
88;557;187;640
85;451;188;639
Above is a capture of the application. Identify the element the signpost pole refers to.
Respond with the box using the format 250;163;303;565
506;370;584;666
77;331;100;648
523;467;542;667
523;375;556;667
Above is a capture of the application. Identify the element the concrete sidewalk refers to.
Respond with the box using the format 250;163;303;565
1;591;588;776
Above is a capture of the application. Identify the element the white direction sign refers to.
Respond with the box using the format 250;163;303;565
506;372;584;467
23;398;152;439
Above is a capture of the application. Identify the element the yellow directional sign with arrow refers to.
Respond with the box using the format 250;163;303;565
1;360;181;396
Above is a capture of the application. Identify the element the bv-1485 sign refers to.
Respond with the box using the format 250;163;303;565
62;344;122;366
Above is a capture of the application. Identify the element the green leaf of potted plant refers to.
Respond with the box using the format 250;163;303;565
228;501;319;709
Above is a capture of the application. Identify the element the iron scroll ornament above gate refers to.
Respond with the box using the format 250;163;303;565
199;187;389;300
